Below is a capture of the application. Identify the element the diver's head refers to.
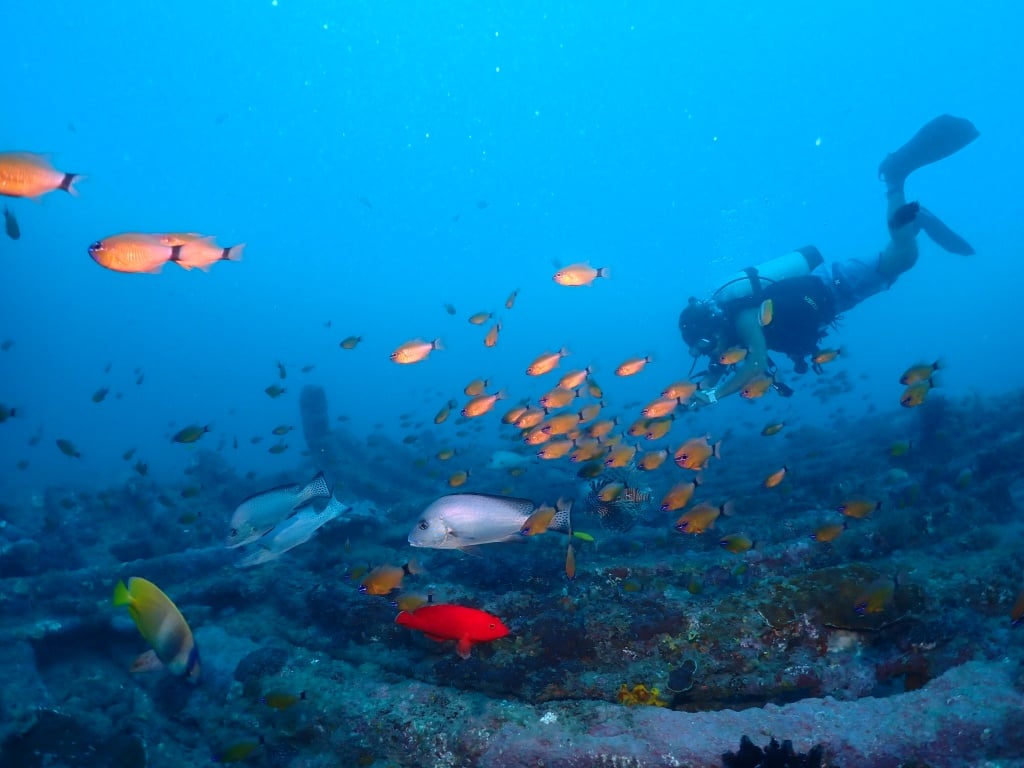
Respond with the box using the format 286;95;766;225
679;296;725;357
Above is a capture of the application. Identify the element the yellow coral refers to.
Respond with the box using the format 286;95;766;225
616;683;668;707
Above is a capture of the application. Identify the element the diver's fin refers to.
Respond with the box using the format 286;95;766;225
878;114;980;188
917;207;975;255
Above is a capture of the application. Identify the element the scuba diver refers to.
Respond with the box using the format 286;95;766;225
679;114;979;405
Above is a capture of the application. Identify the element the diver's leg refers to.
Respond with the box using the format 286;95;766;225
878;187;918;282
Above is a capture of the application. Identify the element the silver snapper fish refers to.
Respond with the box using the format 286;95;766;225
235;494;349;568
409;493;571;550
226;470;331;548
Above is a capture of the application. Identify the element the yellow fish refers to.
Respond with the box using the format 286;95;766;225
674;501;730;535
718;346;748;365
900;359;941;385
763;466;788;489
113;577;200;681
660;477;699;512
855;575;898;615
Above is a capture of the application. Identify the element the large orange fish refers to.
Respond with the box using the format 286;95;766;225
159;233;244;270
395;604;510;659
391;338;442;364
360;561;420;596
674;501;730;535
527;348;569;376
89;233;181;274
673;435;721;470
553;263;609;287
615;356;653;377
0;151;83;198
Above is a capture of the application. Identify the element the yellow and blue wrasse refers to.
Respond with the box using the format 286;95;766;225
113;577;200;682
761;422;785;437
837;498;881;519
572;530;595;542
261;690;306;711
855;574;899;616
719;534;754;554
900;359;941;385
900;378;935;408
1011;590;1024;628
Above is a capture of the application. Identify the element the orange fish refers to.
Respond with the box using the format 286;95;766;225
527;348;569;376
159;232;244;271
643;418;674;441
522;426;553;446
340;335;362;350
588;417;618;439
811;521;847;543
519;504;557;535
854;575;898;615
504;289;519;310
484;323;502;348
436;448;457;461
674;436;721;470
900;379;934;408
553;263;609;287
434;400;456;424
570;439;605;463
627;417;650;438
740;375;773;399
577;402;603;424
565;542;577;579
615;355;653;377
761;422;785;436
541;412;582;436
1011;589;1024;628
837;498;880;519
641;397;680;419
674;501;730;535
464;378;490;396
88;233;180;274
718;347;748;365
719;534;754;554
360;561;420;596
0;151;83;198
502;405;528;425
764;466;788;489
391;338;442;364
462;391;506;418
467;311;492;325
448;470;471;487
586;379;603;398
662;381;698;401
758;299;774;327
812;347;844;365
638;448;669;471
558;367;592;390
515;408;548;430
660;477;699;512
540;387;579;409
598;481;625;502
604;444;637;468
538;439;576;460
900;360;941;385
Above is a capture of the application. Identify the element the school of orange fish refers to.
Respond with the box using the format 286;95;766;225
2;148;1020;636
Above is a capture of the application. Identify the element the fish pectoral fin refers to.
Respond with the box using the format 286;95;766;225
456;546;484;557
456;637;473;659
130;649;164;674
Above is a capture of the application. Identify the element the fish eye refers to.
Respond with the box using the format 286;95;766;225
418;520;429;530
489;623;495;629
88;241;102;251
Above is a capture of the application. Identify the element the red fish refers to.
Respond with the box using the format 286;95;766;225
395;604;509;659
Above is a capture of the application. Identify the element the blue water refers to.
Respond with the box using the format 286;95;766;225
2;2;1021;491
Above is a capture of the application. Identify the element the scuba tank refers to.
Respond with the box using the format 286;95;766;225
713;246;823;304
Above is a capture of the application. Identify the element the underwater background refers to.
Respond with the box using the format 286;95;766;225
2;1;1024;766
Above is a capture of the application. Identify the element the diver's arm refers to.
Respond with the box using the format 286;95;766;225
699;308;768;401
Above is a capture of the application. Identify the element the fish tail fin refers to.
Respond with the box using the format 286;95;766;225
301;470;332;504
112;579;132;607
550;499;573;536
456;636;473;659
597;267;611;280
223;244;245;262
60;173;85;196
432;338;444;351
404;559;423;576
